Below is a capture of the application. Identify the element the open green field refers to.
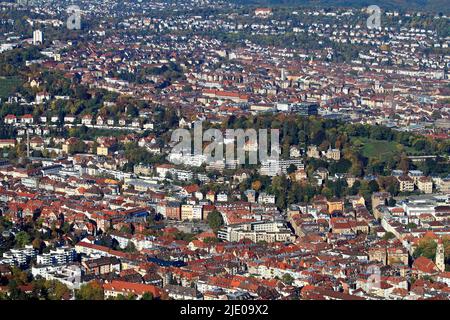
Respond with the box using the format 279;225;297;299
351;137;410;158
0;76;22;99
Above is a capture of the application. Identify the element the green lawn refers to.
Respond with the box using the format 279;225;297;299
351;137;406;158
0;76;22;99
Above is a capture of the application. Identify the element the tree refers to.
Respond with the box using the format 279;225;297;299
368;180;380;193
287;164;297;174
251;180;262;191
207;210;224;231
382;232;396;241
413;236;442;261
124;241;137;253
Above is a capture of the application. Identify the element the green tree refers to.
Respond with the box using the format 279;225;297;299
281;274;294;285
14;231;30;248
124;241;137;253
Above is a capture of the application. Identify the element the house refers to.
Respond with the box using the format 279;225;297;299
255;8;273;18
82;256;121;275
325;148;340;161
163;284;202;300
118;118;127;126
155;164;175;178
294;169;307;181
35;92;50;104
258;193;276;204
216;192;228;202
181;204;194;221
290;146;301;158
96;115;106;126
30;137;44;149
244;190;256;203
97;138;117;156
165;201;181;220
307;145;320;159
206;191;215;203
29;79;41;88
21;114;34;124
181;184;200;197
0;139;16;149
131;119;141;128
315;167;329;180
62;137;81;154
327;198;344;214
64;115;76;123
4;115;17;124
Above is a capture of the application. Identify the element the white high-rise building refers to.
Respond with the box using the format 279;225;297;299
33;30;43;45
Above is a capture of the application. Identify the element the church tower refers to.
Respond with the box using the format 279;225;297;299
436;240;445;272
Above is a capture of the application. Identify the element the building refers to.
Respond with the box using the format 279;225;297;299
255;8;273;18
325;148;341;161
163;284;202;300
192;205;203;220
33;30;43;45
398;176;414;192
181;204;194;221
327;198;344;214
31;264;83;290
218;221;295;243
260;158;304;176
0;246;37;266
307;145;321;159
408;170;424;184
206;191;215;203
103;280;161;299
82;256;121;275
438;178;450;193
371;192;391;210
216;192;228;202
0;139;16;149
36;247;77;266
417;177;433;194
258;193;276;204
289;102;319;116
165;202;181;220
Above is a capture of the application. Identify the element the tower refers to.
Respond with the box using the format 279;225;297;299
33;30;43;45
436;240;445;272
